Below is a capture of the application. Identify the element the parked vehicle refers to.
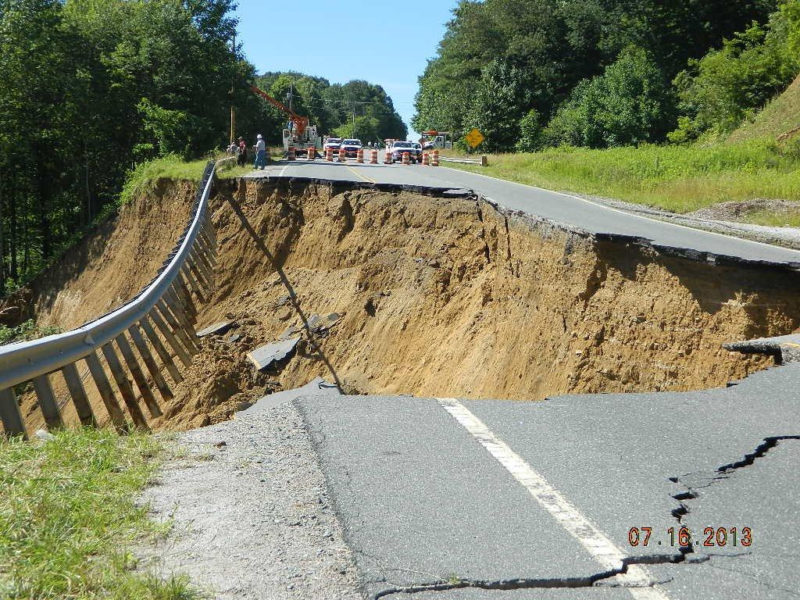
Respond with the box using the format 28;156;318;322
340;138;363;157
324;137;343;153
390;140;420;163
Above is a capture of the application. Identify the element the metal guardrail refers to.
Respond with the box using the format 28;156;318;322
439;155;488;167
0;159;227;439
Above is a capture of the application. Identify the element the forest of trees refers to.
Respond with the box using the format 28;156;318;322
0;0;406;295
413;0;800;152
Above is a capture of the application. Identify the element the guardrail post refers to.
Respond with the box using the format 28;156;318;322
173;276;198;320
137;319;183;384
100;343;149;429
187;253;211;292
181;265;206;304
158;297;199;355
115;334;162;418
85;352;127;431
148;310;193;367
192;247;215;282
32;374;64;430
61;362;96;427
128;324;174;398
0;388;27;439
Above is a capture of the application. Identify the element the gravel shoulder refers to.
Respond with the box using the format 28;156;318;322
574;193;800;250
137;398;362;600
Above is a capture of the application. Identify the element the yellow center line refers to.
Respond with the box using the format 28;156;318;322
345;165;376;183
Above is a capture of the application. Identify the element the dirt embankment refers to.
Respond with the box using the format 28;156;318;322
16;177;800;432
152;178;800;429
19;180;196;330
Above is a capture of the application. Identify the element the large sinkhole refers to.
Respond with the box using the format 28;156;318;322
15;177;800;430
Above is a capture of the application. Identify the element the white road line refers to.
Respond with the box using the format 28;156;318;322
437;397;670;600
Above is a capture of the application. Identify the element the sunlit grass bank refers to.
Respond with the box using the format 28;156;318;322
448;139;800;219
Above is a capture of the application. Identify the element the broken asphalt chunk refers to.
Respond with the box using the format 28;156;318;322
247;337;300;371
197;321;234;337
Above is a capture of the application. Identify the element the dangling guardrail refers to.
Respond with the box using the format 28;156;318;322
0;159;227;439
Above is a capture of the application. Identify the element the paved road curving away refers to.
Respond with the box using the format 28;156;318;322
245;156;800;267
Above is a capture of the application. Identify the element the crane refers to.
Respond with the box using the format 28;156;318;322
249;84;309;136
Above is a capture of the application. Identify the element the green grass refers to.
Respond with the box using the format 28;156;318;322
0;429;200;599
119;155;211;206
446;138;800;215
0;319;62;346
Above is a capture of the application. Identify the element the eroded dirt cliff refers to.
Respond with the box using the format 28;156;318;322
155;178;798;429
16;177;800;432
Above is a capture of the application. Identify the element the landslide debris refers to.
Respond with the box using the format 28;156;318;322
17;177;800;431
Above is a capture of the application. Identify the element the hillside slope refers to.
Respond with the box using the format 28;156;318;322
728;74;800;143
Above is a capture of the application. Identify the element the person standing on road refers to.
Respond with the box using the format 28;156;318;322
237;136;247;167
254;134;267;170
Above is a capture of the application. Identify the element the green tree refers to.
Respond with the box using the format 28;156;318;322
544;47;675;148
670;1;800;140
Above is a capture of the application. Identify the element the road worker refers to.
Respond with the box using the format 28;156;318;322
253;134;267;169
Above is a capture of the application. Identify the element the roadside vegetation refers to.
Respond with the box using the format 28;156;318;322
418;0;800;224
0;319;61;345
0;428;197;599
448;138;800;223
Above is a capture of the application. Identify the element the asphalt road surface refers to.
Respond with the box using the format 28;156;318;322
241;156;800;599
246;155;800;267
293;363;800;599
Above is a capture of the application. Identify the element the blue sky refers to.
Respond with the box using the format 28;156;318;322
232;1;460;140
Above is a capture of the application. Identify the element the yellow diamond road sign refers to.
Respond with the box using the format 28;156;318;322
465;128;484;148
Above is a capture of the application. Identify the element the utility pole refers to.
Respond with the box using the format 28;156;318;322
230;32;236;144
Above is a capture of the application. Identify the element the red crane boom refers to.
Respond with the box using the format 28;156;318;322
249;84;309;136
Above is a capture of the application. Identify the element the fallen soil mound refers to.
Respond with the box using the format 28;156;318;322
17;177;800;432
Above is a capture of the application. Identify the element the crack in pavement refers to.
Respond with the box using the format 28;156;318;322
371;553;696;599
669;435;800;530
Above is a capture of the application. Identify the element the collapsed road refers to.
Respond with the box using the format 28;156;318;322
18;160;800;599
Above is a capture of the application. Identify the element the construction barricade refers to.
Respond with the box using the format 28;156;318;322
356;148;364;163
307;146;315;161
431;150;440;167
422;153;430;166
338;148;347;162
384;148;393;164
402;151;410;165
370;149;378;164
288;146;296;161
326;148;333;162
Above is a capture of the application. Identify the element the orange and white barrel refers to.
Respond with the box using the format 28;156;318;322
326;147;333;162
422;152;430;166
338;147;347;162
288;146;296;161
307;146;315;161
356;148;364;163
384;147;393;164
370;149;378;164
402;151;410;165
431;149;440;167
